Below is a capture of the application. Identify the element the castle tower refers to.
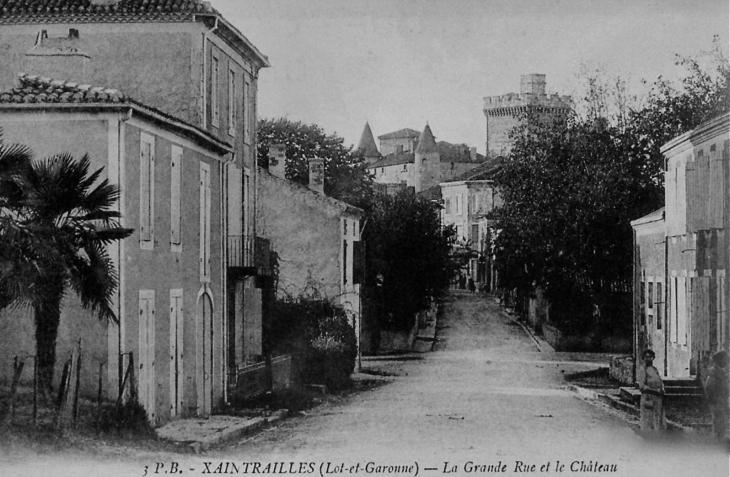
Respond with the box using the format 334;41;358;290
483;74;572;157
414;123;440;192
357;122;381;165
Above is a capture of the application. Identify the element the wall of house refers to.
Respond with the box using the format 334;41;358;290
258;170;359;301
122;123;224;424
380;137;417;156
372;162;413;187
634;219;669;376
0;24;193;124
663;128;729;379
0;116;111;398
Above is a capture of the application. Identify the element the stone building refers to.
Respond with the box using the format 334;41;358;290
0;0;268;422
0;74;233;424
632;113;729;380
258;145;363;346
362;123;484;193
483;74;572;157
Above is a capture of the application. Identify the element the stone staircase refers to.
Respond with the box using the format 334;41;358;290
619;378;705;407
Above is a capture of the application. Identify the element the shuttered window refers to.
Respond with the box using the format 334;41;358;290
171;145;182;251
140;133;155;249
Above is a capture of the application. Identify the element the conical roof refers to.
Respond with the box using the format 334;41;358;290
357;122;380;157
415;123;438;154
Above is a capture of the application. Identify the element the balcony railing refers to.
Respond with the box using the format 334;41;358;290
227;234;254;268
227;235;271;274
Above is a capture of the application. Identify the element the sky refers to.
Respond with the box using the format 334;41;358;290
213;0;729;154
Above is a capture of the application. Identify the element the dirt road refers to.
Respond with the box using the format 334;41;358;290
4;292;728;477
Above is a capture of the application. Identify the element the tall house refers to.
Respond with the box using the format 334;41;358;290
483;74;572;157
0;1;270;418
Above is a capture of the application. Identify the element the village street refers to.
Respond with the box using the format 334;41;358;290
206;293;729;476
4;293;729;477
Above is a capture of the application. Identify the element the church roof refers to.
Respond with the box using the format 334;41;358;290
377;128;421;140
357;122;380;158
415;124;438;154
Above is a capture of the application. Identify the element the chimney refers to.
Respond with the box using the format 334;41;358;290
268;144;286;179
308;157;325;194
470;147;477;161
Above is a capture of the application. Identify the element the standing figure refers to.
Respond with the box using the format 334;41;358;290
704;350;729;443
636;349;665;431
468;277;476;294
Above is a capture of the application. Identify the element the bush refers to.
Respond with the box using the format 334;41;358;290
96;399;154;436
266;296;357;390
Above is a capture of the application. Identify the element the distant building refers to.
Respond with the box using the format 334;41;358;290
483;74;572;157
361;123;484;193
631;113;729;380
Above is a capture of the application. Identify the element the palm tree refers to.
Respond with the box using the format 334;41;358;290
0;133;33;310
1;149;132;394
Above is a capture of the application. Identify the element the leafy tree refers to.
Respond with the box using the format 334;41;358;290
362;190;456;332
257;118;374;209
494;40;729;333
0;151;132;393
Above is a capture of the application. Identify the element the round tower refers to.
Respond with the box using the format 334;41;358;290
414;124;440;192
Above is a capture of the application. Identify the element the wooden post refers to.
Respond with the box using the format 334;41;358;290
32;356;38;426
8;356;25;425
72;339;82;424
97;361;105;423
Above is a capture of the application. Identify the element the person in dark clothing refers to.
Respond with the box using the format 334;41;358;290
705;350;729;443
468;277;476;294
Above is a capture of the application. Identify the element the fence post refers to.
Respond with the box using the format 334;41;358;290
97;361;105;425
72;339;82;424
32;356;38;426
8;356;25;425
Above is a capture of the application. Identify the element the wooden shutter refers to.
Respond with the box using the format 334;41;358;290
171;145;182;249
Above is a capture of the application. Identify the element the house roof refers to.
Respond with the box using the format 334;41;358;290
0;0;214;22
377;128;421;140
443;156;503;182
415;124;438;154
357;122;380;158
366;151;414;169
0;73;232;155
0;0;270;67
630;207;665;228
437;141;484;163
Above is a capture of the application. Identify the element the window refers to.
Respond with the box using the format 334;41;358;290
343;219;348;236
648;281;654;310
138;290;156;421
211;54;220;128
170;145;182;251
343;240;348;285
403;164;407;171
200;162;211;282
228;67;236;137
140;133;155;249
640;281;646;326
656;281;663;330
444;198;451;215
243;79;251;145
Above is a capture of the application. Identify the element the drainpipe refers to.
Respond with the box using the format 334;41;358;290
633;228;638;384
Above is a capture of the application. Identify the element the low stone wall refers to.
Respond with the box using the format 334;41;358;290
542;324;630;353
609;355;634;385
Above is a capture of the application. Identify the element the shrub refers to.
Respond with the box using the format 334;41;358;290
266;296;357;390
96;399;154;437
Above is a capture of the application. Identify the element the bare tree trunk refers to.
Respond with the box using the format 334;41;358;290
34;277;64;397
